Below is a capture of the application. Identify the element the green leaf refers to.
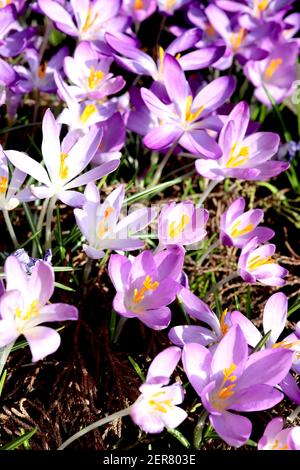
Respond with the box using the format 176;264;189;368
1;428;37;450
252;330;271;353
0;369;7;398
128;356;145;382
167;429;191;448
54;282;76;292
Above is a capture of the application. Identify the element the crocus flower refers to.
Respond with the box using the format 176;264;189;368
258;418;300;450
195;101;288;181
158;201;208;248
92;112;125;165
215;0;295;22
13;248;52;275
0;58;18;107
244;38;298;105
74;183;156;259
38;0;128;44
121;0;156;22
157;0;191;15
141;54;235;158
182;325;293;447
14;47;68;94
220;197;274;248
6;109;119;207
55;72;117;132
106;29;225;80
0;256;78;362
108;246;184;329
0;146;26;211
63;41;125;101
238;236;288;286
130;346;187;433
0;6;36;58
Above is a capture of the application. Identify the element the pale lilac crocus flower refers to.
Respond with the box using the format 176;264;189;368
220;197;274;248
38;0;128;43
157;0;191;15
74;182;156;259
158;201;208;248
183;324;293;447
0;145;26;211
0;256;78;362
196;101;288;181
244;38;299;105
215;0;295;22
92;112;125;165
0;58;18;107
6;109;119;207
238;236;288;286
258;418;300;450
63;41;125;101
108;246;185;329
130;346;187;433
141;54;235;157
55;72;117;132
106;29;225;80
121;0;156;22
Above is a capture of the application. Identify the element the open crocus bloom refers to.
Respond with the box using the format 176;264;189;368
220;197;274;248
74;182;157;259
182;325;293;447
158;201;208;248
121;0;157;23
258;418;300;450
238;236;288;286
130;346;187;433
0;146;26;211
0;256;78;362
108;246;184;329
6;109;119;207
196;101;287;181
63;41;125;101
141;53;235;158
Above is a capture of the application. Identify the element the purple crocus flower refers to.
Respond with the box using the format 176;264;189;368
215;0;295;22
258;418;300;450
0;58;18;106
130;346;187;433
158;201;208;248
0;6;36;58
0;256;78;362
108;246;185;329
195;101;288;181
106;29;225;80
92;112;125;165
74;183;156;259
14;47;68;94
182;324;293;447
141;54;235;158
6;109;119;207
244;38;299;105
63;41;125;101
238;236;288;286
220;197;274;248
121;0;156;22
157;0;191;15
38;0;128;44
0;145;26;211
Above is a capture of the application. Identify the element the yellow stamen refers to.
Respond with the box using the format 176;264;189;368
272;339;300;350
149;398;173;413
168;214;190;238
218;383;236;399
205;23;215;37
226;143;249;168
212;363;237;408
87;66;104;90
265;58;282;80
158;46;164;75
220;308;229;336
229;220;254;238
223;363;237;383
59;152;69;180
104;206;114;219
230;27;247;52
166;0;176;10
0;0;12;8
38;62;48;79
0;176;8;194
257;0;269;13
82;8;99;33
134;0;144;9
185;95;204;122
16;300;40;321
247;254;274;271
271;439;289;450
80;104;97;124
132;275;159;304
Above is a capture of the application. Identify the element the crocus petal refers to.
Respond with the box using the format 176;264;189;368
280;372;300;405
108;254;131;292
29;260;54;306
230;310;261;348
163;53;190;115
143;126;182;150
140;307;171;330
182;343;212;395
57;190;86;207
24;326;61;362
64;160;119;190
179;46;226;70
232;384;284;411
179;130;222;159
263;292;287;346
83;245;105;260
4;256;28;293
30;185;55;200
192;76;236;116
39;303;78;323
155;245;185;281
209;411;252;448
41;108;61;181
146;346;181;382
6;150;51;186
169;325;216;347
179;287;220;333
211;325;248;378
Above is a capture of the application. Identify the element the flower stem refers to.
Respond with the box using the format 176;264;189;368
3;209;18;249
197;180;219;207
0;342;14;378
45;196;57;250
198;239;220;267
113;317;128;343
204;271;239;301
149;140;179;189
193;409;208;449
32;198;49;258
58;407;131;450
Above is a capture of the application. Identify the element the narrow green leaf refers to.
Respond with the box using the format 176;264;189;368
128;356;145;382
1;428;37;450
0;369;7;397
167;429;191;448
252;330;271;353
